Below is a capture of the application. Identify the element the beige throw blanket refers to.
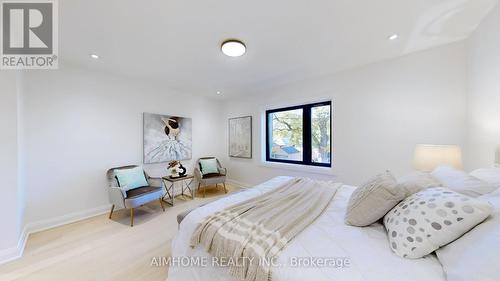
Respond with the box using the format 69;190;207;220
190;178;341;281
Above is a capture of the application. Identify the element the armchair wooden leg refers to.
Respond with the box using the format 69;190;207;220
223;182;228;194
108;204;115;219
130;208;134;227
159;198;165;212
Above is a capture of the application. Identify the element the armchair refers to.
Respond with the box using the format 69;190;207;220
106;165;165;226
194;157;228;197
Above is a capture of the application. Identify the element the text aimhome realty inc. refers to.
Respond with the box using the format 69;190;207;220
151;256;351;269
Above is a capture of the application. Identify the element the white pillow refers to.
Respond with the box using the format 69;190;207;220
397;172;442;196
470;167;500;189
431;166;496;197
436;189;500;281
384;187;493;259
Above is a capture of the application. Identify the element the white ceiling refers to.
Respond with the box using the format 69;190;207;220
59;0;498;99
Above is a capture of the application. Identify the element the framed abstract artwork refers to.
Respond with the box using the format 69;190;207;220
228;116;252;158
143;113;192;164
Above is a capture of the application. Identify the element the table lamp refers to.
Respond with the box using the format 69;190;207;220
414;144;463;172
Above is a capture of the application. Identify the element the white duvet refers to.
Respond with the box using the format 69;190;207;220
167;176;445;281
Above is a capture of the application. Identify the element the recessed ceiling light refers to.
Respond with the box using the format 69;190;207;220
388;34;399;41
216;91;222;95
90;54;99;59
221;40;246;57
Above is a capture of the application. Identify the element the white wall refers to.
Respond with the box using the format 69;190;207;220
17;73;26;237
465;3;500;170
22;64;225;226
223;42;468;186
0;71;23;256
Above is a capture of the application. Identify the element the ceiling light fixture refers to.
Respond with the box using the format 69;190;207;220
90;54;100;59
217;91;222;95
388;34;399;41
221;39;246;57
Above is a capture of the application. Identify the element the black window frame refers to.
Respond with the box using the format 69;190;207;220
266;101;332;167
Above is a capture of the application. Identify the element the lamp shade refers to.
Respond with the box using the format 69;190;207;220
414;144;463;172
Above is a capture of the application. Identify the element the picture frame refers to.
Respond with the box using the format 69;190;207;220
143;112;192;164
228;116;252;159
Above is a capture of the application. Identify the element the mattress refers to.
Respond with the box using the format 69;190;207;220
167;176;445;281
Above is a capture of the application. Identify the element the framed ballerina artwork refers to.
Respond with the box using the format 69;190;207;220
143;112;192;164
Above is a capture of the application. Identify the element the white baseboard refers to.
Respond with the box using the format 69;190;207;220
0;226;28;265
227;178;252;189
0;204;111;265
25;204;111;234
0;180;256;265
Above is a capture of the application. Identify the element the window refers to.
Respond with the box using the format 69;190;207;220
266;101;332;167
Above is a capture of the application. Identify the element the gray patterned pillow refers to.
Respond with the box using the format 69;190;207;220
384;187;493;259
345;171;406;226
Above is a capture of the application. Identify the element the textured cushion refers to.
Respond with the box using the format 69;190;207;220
177;203;211;225
470;167;500;189
123;188;163;208
177;190;245;225
126;185;161;198
436;189;500;281
384;187;493;259
199;158;219;175
203;173;224;179
431;166;496;197
345;171;406;226
397;172;442;196
177;208;196;225
114;166;149;191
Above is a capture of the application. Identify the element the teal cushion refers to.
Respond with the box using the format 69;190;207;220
199;158;219;175
114;167;149;191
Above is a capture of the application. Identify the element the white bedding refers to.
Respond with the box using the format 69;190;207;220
167;176;445;281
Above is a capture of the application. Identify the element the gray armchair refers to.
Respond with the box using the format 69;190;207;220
194;157;227;197
106;165;165;226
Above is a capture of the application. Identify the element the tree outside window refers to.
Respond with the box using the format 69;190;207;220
266;101;332;167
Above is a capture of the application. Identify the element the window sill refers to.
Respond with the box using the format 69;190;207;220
259;161;335;176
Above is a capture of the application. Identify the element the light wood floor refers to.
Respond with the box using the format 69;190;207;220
0;184;240;281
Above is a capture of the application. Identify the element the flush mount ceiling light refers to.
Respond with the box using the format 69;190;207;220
221;39;246;57
90;54;99;59
388;34;399;41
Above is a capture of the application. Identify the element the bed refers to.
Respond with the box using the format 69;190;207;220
167;176;446;281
